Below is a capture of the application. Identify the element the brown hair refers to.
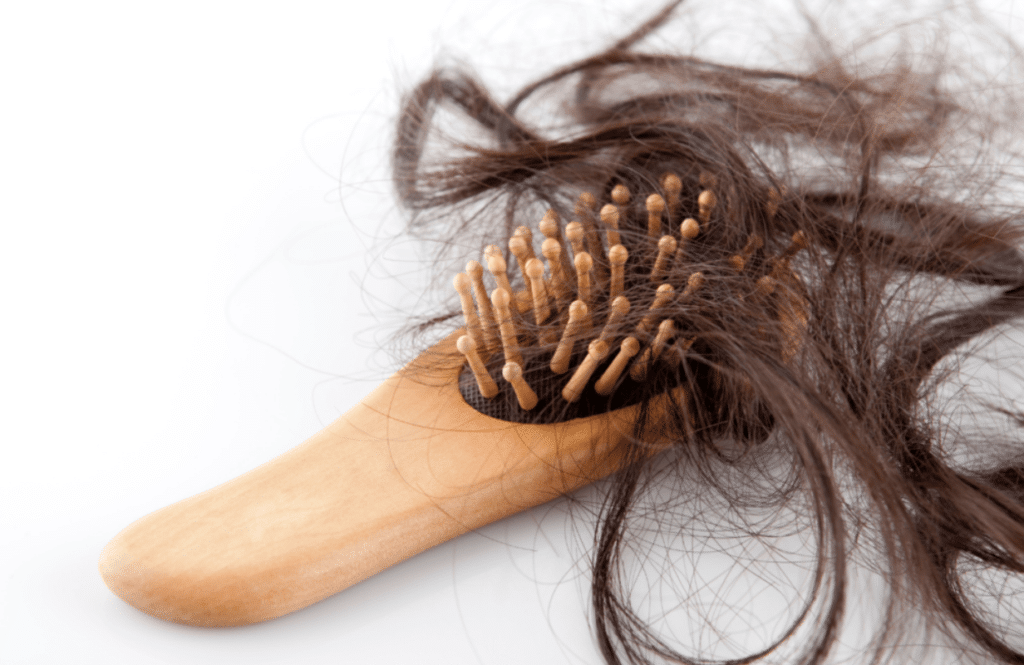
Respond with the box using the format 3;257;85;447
390;2;1024;663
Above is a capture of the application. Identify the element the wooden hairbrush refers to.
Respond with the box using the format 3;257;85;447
99;174;807;626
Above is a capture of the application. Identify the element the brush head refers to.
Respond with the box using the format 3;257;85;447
452;175;808;430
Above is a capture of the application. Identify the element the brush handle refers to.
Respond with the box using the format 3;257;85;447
99;332;638;626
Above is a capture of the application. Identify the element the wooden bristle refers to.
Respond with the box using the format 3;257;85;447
575;191;597;215
770;230;808;280
598;295;630;342
525;259;551;324
653;318;678;359
458;334;498;399
595;337;640;395
729;234;763;273
539;209;561;241
562;339;609;403
485;245;514;296
639;283;675;332
454;272;485;352
697;189;717;224
651;235;677;281
630;318;675;381
491;287;523;367
566;221;585;256
778;288;808;361
766;187;781;219
646;194;665;238
600;204;621;247
666;335;696;367
514;289;532;315
466;260;498;351
661;173;682;219
575;252;593;305
514;227;539;296
755;275;777;298
541;237;573;301
509;235;532;279
611;184;630;207
514;226;536;259
550;300;588;375
674;217;700;265
682;272;705;298
679;217;700;240
608;244;628;299
576;191;605;269
503;361;538;410
539;211;574;290
785;230;808;256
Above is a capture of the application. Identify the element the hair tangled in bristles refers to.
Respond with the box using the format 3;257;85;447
389;2;1024;663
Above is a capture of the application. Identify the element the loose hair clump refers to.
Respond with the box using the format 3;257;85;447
390;2;1024;663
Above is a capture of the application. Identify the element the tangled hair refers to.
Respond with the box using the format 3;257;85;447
389;2;1024;663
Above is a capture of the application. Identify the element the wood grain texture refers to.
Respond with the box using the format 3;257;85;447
98;332;642;626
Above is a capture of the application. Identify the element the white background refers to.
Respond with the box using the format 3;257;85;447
2;1;1022;664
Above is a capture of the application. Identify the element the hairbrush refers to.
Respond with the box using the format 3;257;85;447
98;174;808;627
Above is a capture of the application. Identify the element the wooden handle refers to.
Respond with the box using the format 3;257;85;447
98;332;643;627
